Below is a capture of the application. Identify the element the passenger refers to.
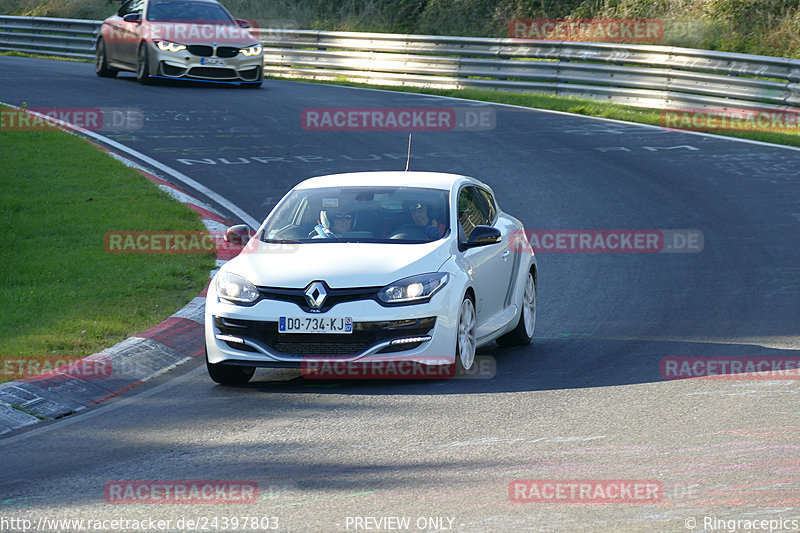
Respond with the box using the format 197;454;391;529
409;202;444;239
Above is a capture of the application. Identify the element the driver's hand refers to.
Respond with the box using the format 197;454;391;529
423;223;440;239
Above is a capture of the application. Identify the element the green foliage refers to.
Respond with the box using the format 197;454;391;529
3;0;800;55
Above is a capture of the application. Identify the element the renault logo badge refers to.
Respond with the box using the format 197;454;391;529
304;281;327;309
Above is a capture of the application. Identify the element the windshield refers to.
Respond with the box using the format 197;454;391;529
146;1;235;23
260;186;450;244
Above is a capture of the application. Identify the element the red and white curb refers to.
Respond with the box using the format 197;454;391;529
0;112;241;435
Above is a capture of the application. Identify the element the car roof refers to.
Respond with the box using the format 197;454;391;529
294;171;481;191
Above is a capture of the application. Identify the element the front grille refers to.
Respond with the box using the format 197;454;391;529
187;45;213;57
188;67;237;79
216;46;239;58
215;316;436;357
239;66;261;81
258;284;382;313
160;62;185;76
273;340;372;356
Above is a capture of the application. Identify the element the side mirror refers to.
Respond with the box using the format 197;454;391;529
235;19;252;28
122;13;142;23
465;225;501;247
224;224;253;246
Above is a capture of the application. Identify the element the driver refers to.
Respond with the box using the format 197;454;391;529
409;202;444;239
330;210;353;236
313;207;354;238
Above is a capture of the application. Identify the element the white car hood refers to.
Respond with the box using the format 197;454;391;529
225;239;453;288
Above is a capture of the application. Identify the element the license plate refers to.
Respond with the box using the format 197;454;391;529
279;317;352;334
201;58;227;65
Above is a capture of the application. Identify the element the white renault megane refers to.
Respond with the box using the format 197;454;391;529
204;171;537;385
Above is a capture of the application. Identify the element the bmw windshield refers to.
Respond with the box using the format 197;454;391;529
146;1;236;23
260;187;450;244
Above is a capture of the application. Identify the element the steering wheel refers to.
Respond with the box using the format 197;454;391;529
309;224;335;238
309;210;336;238
388;224;430;240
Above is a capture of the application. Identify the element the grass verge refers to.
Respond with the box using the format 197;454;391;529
0;50;91;62
0;107;215;382
270;77;800;148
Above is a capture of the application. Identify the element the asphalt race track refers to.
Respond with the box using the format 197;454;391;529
1;55;800;532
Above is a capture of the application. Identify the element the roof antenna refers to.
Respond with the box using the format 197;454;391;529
404;132;412;172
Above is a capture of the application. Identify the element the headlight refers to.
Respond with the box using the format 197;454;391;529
216;271;259;304
156;40;186;52
239;44;262;56
378;273;449;304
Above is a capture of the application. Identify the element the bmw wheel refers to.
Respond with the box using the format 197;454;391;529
136;44;153;85
95;39;118;78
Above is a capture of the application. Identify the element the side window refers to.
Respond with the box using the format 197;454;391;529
131;0;145;15
117;0;133;16
119;0;144;16
458;186;491;240
477;188;497;223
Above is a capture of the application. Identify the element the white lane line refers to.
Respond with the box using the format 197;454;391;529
0;101;260;229
0;366;207;446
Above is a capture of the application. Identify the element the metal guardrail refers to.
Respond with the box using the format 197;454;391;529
2;15;799;111
0;16;100;59
257;29;800;111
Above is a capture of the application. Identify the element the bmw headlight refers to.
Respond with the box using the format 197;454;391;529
239;44;263;56
156;40;187;52
378;273;449;304
216;271;259;304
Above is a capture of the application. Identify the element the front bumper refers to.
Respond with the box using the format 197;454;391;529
148;42;263;82
205;280;459;367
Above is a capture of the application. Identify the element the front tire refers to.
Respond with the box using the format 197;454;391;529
136;44;153;85
453;295;477;374
497;270;536;346
95;39;118;78
206;353;255;385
